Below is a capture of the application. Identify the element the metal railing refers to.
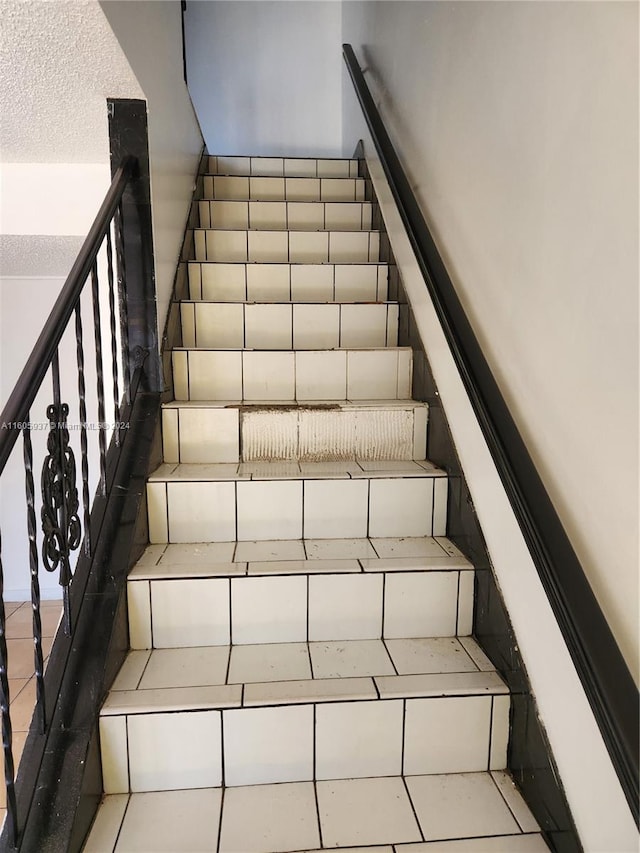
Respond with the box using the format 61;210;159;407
0;155;150;845
342;42;638;824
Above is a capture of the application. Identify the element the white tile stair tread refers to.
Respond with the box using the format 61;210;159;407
84;772;546;852
130;536;470;579
147;460;446;482
101;636;506;715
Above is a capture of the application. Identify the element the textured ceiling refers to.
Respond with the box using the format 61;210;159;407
0;234;83;276
0;0;143;163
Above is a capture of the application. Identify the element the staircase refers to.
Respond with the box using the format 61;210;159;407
84;156;548;852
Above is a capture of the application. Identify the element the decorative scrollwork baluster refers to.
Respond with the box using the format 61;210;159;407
40;401;81;634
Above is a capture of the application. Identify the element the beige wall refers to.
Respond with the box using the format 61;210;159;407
343;1;638;679
343;2;638;847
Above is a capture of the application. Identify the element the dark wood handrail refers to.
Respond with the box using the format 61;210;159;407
0;156;137;473
343;42;638;822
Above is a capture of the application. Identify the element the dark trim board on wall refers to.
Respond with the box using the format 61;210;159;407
359;158;582;853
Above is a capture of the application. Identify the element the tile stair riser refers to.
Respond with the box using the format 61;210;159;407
187;262;389;303
179;301;399;350
198;200;374;231
209;156;360;178
171;348;414;402
99;693;509;793
161;403;428;464
193;229;381;264
126;568;473;649
203;175;367;202
146;474;448;544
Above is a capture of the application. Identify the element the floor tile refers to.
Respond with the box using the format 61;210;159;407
244;676;376;706
127;710;222;791
159;542;236;565
310;639;395;678
138;646;229;689
316;699;403;779
231;575;307;644
83;794;128;852
111;651;151;691
397;836;549;852
309;574;382;640
386;638;479;675
223;704;313;785
235;539;306;562
248;558;361;575
371;537;448;558
6;602;61;639
228;642;311;683
403;696;492;775
115;788;221;852
305;538;377;560
490;771;541;832
316;777;421;847
219;782;320;853
406;773;520;841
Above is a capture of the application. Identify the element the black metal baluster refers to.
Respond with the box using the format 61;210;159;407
91;262;107;493
49;355;73;633
23;418;47;729
75;303;91;556
106;227;121;446
0;531;18;846
114;202;131;403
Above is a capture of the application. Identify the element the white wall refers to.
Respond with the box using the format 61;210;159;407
342;2;638;849
100;1;204;340
184;0;343;157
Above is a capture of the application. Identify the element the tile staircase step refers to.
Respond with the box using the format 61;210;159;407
85;773;547;852
161;400;428;464
180;300;399;349
199;199;374;231
127;536;472;648
98;635;509;793
209;155;360;178
187;261;389;303
145;462;448;544
194;227;381;263
203;173;367;202
171;347;413;402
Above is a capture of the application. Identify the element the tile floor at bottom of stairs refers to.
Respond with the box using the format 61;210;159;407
84;772;547;853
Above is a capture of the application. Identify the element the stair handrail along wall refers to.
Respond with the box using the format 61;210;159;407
342;42;638;824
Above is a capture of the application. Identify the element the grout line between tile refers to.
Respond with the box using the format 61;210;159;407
228;577;234;647
487;694;495;771
455;571;462;635
215;784;226;853
124;715;132;794
111;789;131;853
382;634;399;676
401;698;407;775
401;771;425;841
490;771;529;834
313;778;324;849
219;709;227;789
